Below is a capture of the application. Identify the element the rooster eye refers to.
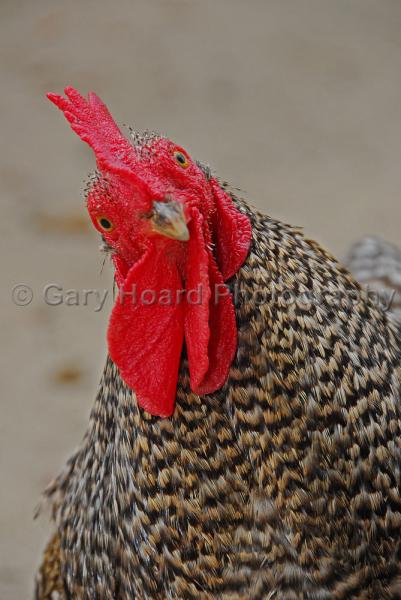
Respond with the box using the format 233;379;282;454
173;150;190;169
96;216;114;232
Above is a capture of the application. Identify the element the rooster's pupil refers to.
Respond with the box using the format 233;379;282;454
100;218;111;229
176;153;185;164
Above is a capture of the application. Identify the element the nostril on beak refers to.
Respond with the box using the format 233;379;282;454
151;200;190;241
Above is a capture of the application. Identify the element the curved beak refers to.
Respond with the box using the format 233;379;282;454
151;200;190;241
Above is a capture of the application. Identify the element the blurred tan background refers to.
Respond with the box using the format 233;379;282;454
0;0;400;597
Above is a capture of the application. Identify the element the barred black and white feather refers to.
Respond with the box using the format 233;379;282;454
36;195;401;600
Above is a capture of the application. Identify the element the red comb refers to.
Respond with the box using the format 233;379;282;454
47;87;137;177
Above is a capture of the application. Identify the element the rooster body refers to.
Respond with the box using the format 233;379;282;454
36;89;401;599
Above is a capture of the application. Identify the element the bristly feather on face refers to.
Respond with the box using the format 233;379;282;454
47;87;252;417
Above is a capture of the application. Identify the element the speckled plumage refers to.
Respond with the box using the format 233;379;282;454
36;192;401;599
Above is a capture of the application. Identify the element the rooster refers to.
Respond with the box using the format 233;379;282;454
36;87;401;600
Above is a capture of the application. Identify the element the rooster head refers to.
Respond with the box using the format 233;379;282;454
48;87;251;417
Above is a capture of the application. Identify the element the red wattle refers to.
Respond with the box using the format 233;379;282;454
184;210;211;389
108;244;185;417
184;208;237;395
190;250;237;395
